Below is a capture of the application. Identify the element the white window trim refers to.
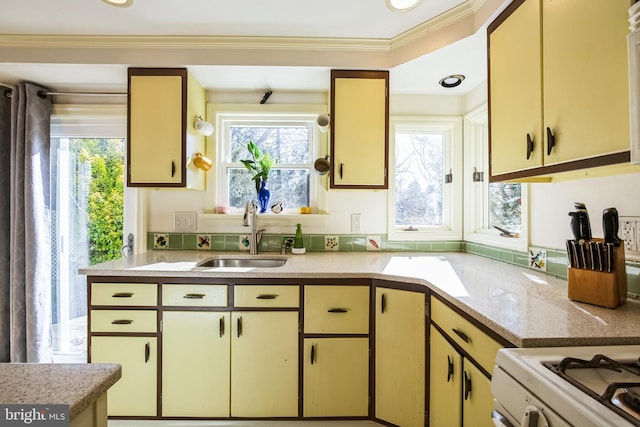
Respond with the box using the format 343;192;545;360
463;104;529;252
387;116;463;241
204;103;328;221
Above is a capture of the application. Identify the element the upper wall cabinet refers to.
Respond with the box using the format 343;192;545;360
330;70;389;189
488;0;631;182
127;68;206;189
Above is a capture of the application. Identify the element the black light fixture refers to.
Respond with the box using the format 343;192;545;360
260;90;273;104
439;74;465;88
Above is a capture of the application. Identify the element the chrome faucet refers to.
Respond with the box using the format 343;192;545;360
243;201;266;255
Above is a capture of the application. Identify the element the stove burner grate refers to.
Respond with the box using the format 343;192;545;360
545;354;640;426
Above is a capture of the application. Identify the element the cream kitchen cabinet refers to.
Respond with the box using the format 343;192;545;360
303;285;369;417
488;0;630;181
161;284;229;417
89;281;159;417
127;67;206;189
429;297;502;426
330;70;389;189
375;286;425;427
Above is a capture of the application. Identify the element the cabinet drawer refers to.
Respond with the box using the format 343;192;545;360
163;284;228;307
91;310;157;333
234;285;299;308
304;286;369;334
430;297;502;373
91;283;158;306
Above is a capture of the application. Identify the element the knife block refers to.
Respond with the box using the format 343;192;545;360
567;239;627;309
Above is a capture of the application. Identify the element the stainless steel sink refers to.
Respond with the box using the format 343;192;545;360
196;256;287;268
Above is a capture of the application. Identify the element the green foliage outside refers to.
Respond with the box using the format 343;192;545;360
76;138;124;265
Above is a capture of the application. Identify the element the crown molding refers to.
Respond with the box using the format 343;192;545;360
390;0;486;49
0;34;390;52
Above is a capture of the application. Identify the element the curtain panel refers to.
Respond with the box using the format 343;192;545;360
0;82;52;362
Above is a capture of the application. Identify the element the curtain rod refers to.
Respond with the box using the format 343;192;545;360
1;84;127;98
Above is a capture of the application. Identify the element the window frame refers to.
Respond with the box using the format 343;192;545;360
463;104;529;251
387;116;463;241
208;104;327;216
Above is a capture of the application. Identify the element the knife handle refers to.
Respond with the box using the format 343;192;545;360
566;240;575;268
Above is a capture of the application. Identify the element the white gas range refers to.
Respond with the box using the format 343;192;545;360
491;345;640;427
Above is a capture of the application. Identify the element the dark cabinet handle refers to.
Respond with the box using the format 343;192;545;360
328;308;348;313
546;127;555;155
526;133;534;160
447;355;454;382
256;294;278;300
171;161;176;177
112;292;133;298
145;342;150;363
464;371;472;400
184;293;205;299
380;293;386;314
237;316;242;338
339;163;344;179
311;344;316;365
452;328;470;343
219;316;225;337
111;319;133;325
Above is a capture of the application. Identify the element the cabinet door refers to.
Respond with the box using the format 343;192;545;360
162;311;231;417
462;359;494;427
429;325;462;427
230;311;299;417
489;0;543;176
542;0;630;165
375;288;425;427
303;338;369;417
90;336;157;416
330;70;388;189
128;69;185;186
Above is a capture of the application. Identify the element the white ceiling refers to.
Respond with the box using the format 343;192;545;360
0;0;508;96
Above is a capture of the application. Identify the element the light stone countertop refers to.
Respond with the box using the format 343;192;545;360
79;251;640;348
0;363;121;420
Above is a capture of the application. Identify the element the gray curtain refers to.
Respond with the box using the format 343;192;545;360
0;82;52;363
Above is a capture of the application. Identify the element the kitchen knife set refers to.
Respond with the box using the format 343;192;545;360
566;203;621;272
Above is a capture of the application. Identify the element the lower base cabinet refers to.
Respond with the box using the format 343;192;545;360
429;325;494;427
90;336;157;417
303;337;369;417
375;287;426;427
162;311;230;417
231;311;299;417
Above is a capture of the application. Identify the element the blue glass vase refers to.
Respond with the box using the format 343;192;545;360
257;181;270;213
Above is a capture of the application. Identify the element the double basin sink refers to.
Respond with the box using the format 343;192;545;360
196;255;287;269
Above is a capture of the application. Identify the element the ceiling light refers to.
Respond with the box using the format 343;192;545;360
386;0;423;12
101;0;133;7
439;74;466;88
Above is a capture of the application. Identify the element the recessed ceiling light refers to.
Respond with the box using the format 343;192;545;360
386;0;423;12
439;74;466;88
101;0;133;7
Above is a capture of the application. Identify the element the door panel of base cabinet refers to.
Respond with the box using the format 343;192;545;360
90;336;157;416
162;311;231;417
230;311;299;417
462;359;494;427
303;338;369;417
375;288;425;427
429;325;462;427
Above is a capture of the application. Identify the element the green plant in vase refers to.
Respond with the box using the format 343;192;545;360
240;140;273;212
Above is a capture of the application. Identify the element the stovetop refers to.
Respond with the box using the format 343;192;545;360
494;345;640;427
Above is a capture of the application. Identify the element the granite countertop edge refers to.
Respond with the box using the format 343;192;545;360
79;251;640;349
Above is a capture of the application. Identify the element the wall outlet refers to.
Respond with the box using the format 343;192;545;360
174;212;197;232
351;213;361;233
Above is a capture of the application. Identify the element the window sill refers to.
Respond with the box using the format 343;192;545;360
199;212;329;228
465;229;527;252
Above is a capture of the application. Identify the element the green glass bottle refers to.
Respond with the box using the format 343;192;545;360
294;223;304;248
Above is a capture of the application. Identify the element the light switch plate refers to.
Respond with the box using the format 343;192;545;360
174;212;197;232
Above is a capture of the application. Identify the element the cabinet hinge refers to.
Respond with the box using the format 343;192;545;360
160;320;163;332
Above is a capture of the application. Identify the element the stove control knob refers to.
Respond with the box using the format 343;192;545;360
521;405;549;427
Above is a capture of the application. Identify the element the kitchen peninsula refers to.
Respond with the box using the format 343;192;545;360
0;363;121;427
